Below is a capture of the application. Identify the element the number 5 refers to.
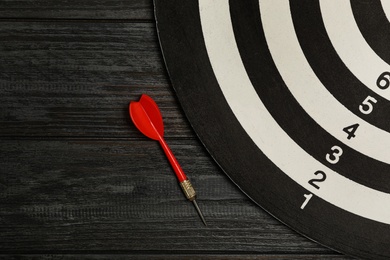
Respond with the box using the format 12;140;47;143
359;96;377;115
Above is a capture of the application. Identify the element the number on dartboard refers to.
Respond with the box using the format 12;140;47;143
300;193;313;209
343;123;359;140
326;145;343;164
377;71;390;90
308;170;326;189
359;96;377;115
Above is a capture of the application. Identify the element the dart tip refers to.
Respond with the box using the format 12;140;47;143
192;199;207;226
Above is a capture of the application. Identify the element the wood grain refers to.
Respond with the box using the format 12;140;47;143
0;0;153;20
0;21;191;138
0;1;353;259
0;139;334;254
0;255;355;260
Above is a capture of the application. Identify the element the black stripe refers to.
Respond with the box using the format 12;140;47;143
229;1;390;258
156;0;302;213
231;0;390;193
155;1;390;259
291;0;390;133
351;0;390;65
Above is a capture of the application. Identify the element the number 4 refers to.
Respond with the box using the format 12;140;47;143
343;123;359;140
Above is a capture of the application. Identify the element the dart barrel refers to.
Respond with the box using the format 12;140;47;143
179;179;196;201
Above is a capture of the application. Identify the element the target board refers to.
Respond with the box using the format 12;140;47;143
154;0;390;259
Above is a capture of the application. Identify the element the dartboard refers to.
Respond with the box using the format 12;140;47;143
154;0;390;259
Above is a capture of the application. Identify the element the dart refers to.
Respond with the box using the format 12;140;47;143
129;94;207;226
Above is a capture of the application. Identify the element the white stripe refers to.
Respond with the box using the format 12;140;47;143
261;0;390;164
381;0;390;23
198;0;390;224
320;0;390;101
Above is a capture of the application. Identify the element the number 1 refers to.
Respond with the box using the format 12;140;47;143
301;193;313;209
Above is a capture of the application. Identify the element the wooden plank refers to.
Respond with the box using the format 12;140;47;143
0;0;153;20
0;4;353;259
0;21;191;138
0;139;335;254
0;254;353;259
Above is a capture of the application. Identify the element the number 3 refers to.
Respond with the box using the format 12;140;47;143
326;145;343;164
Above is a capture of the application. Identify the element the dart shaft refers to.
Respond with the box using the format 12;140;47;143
159;138;187;182
159;137;207;225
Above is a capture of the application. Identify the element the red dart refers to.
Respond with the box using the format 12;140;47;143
129;94;207;225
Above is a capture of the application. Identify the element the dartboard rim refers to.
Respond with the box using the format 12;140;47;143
154;1;390;259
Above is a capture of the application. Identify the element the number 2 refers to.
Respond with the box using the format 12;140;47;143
308;170;326;189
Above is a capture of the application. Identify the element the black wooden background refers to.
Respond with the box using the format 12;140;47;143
0;1;355;259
